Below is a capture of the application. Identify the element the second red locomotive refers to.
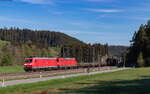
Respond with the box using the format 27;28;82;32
24;57;77;71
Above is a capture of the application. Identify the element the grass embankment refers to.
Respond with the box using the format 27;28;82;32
1;68;150;94
0;66;25;74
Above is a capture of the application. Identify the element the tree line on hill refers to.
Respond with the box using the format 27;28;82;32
126;20;150;67
0;27;84;47
61;44;108;63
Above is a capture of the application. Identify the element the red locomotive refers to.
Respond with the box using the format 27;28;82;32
24;57;77;71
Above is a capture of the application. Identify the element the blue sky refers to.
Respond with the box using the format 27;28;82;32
0;0;150;46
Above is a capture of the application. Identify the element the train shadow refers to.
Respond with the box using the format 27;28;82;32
60;76;150;94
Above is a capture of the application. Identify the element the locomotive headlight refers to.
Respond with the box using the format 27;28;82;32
24;64;32;65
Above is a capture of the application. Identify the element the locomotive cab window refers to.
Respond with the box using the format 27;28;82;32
56;59;59;62
24;59;32;63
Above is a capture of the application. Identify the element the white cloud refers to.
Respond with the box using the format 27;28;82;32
128;16;150;21
70;22;82;26
0;16;31;23
99;15;150;21
87;8;122;13
19;0;53;4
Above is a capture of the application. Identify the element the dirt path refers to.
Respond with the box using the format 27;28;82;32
0;68;130;87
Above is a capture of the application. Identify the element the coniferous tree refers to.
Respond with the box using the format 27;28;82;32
61;43;108;63
127;20;150;67
137;52;145;67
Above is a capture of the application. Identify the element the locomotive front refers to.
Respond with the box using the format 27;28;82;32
24;58;33;71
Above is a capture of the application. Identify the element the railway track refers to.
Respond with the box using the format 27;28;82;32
0;68;129;87
0;67;114;80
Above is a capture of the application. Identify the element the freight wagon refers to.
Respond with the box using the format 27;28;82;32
24;57;77;71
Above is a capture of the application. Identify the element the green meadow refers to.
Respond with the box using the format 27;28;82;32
1;68;150;94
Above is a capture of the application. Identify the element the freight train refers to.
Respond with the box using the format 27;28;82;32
24;57;77;71
24;57;112;72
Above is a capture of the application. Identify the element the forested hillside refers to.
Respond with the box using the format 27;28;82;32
0;27;109;65
126;20;150;67
0;27;84;47
109;46;128;57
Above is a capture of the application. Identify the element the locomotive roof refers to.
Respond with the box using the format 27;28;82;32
36;57;74;59
37;57;57;59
